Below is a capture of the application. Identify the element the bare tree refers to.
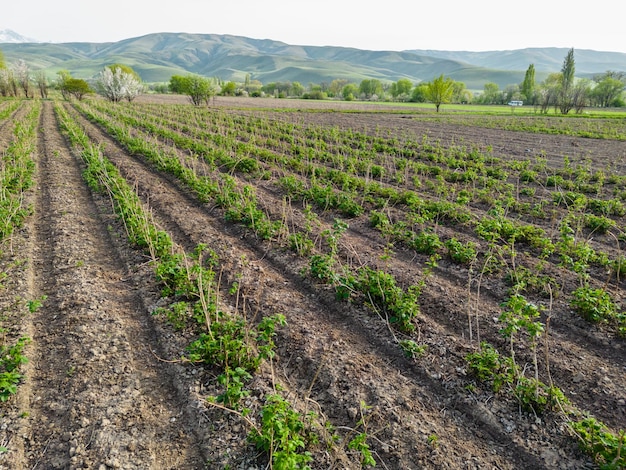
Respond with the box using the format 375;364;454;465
538;73;561;114
35;70;48;99
13;59;31;98
0;68;14;96
572;79;591;114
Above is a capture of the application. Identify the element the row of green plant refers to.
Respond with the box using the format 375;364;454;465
77;98;626;467
75;100;440;353
72;100;461;464
70;102;286;242
56;102;374;468
79;99;626;338
92;100;626;255
0;99;21;122
120;101;626;203
413;113;626;140
80;99;626;291
0;100;42;408
0;100;39;241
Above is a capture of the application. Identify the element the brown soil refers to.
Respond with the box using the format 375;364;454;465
1;96;624;469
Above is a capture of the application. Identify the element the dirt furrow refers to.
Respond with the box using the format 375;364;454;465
12;101;206;469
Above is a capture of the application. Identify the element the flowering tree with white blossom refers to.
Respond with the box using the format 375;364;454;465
96;65;143;102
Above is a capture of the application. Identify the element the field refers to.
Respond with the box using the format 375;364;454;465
1;95;625;469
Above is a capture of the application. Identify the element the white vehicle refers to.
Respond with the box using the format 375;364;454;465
508;100;523;106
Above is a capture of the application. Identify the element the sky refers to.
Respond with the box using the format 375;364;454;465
3;0;625;54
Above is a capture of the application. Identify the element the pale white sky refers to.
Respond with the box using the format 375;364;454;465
3;0;625;53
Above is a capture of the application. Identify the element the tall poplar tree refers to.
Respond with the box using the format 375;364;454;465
561;48;576;91
559;48;576;113
521;64;536;104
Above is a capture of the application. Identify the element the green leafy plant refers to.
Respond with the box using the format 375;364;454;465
466;342;515;391
347;401;376;467
570;417;626;469
249;393;313;470
444;237;477;265
0;336;30;401
355;267;421;333
347;432;376;467
288;232;314;256
214;367;252;410
570;286;618;323
505;265;558;297
399;339;428;360
26;295;47;313
409;230;442;255
427;434;439;448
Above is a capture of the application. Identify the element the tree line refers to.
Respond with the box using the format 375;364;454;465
1;47;624;113
478;49;626;113
0;50;143;103
164;49;624;113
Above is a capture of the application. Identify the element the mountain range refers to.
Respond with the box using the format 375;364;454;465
2;30;626;90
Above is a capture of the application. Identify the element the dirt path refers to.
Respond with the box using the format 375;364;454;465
3;101;207;469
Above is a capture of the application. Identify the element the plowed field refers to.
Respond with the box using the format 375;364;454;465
1;96;624;469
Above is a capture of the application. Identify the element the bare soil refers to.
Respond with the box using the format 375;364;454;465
1;96;624;469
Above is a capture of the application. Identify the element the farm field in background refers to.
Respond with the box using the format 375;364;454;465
1;95;625;469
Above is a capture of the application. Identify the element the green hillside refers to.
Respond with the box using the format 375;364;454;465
2;33;624;88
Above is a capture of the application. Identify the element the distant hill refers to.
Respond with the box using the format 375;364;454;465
407;48;626;77
2;32;625;89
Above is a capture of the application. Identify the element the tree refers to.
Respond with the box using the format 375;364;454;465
571;79;591;113
169;75;187;94
538;73;562;113
410;83;429;103
591;72;625;107
503;84;522;103
65;79;93;100
390;78;413;101
342;83;359;101
328;79;349;98
96;65;143;102
34;70;48;99
56;70;72;99
479;82;501;104
290;82;304;97
561;48;575;91
57;70;93;100
521;64;536;104
169;74;218;105
13;60;31;98
558;48;576;114
427;75;455;111
0;69;15;97
451;81;469;103
359;79;383;100
220;81;237;96
261;81;291;98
